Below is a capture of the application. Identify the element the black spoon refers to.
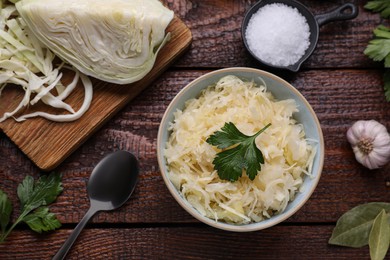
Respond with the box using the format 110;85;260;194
53;150;139;260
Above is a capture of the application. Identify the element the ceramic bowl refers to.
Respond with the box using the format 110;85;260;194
157;67;324;232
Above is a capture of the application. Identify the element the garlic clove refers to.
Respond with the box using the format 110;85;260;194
363;156;377;170
347;120;371;144
373;132;390;147
367;150;388;169
352;146;366;165
346;128;359;145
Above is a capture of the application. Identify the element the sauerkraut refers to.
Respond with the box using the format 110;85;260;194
164;75;316;224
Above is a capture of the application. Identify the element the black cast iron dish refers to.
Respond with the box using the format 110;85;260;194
242;0;358;72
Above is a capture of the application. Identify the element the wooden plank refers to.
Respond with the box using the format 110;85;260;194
164;0;384;69
1;69;389;224
0;226;372;259
1;1;388;259
0;16;192;171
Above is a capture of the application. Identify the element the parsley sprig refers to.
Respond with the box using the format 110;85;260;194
365;0;390;18
364;25;390;67
364;1;390;101
206;122;271;182
0;172;63;242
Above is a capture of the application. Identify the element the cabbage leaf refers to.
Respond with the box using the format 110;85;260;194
15;0;174;84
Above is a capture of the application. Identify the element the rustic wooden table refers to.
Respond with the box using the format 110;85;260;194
1;0;389;259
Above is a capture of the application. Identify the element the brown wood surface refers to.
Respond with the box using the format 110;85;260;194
1;0;389;259
0;15;192;171
0;226;371;259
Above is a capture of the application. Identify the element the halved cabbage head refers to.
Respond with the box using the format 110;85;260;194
15;0;174;84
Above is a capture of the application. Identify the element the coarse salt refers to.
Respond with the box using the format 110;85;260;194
245;3;310;67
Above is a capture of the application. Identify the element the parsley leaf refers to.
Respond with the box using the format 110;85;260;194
18;173;62;211
0;172;62;242
364;1;390;101
365;0;390;18
23;207;61;233
364;25;390;102
206;122;271;182
384;69;390;101
0;190;12;235
364;25;390;67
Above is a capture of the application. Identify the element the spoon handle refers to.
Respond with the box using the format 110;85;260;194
53;207;98;260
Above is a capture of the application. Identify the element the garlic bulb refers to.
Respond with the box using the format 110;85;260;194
346;120;390;169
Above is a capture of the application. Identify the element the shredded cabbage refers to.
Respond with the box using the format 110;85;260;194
165;75;316;224
1;0;173;122
0;1;92;122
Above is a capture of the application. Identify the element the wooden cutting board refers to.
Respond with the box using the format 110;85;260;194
0;16;192;171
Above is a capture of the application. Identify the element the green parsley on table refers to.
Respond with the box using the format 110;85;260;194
364;3;390;102
364;0;390;18
364;25;390;67
0;172;63;243
383;70;390;101
206;122;271;182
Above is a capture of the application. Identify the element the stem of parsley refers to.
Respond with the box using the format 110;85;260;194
0;213;28;242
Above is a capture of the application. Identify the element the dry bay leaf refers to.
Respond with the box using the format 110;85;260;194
329;202;390;247
369;209;390;260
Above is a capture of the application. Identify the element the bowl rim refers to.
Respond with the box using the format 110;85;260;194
157;67;324;232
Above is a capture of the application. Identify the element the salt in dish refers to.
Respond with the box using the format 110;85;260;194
241;0;358;72
245;3;310;67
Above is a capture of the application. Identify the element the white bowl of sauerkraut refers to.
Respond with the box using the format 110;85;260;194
157;67;324;232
